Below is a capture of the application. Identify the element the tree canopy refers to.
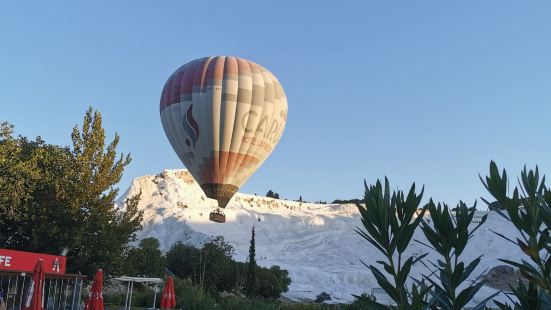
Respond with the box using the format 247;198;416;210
0;108;142;276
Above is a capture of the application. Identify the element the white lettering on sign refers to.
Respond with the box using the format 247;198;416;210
0;255;12;267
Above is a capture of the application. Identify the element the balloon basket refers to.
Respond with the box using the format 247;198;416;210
209;209;226;223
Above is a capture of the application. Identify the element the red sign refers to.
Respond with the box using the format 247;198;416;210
0;248;66;274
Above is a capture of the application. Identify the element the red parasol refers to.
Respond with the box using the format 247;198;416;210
24;259;45;310
160;276;176;309
85;269;104;310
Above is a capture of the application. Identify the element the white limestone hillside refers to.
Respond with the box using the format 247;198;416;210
117;169;524;306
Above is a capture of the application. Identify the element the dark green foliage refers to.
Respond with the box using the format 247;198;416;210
125;237;166;277
128;283;157;308
481;161;551;308
165;236;238;293
102;292;127;307
332;199;361;205
254;265;291;299
418;201;497;309
173;277;218;309
166;241;197;279
353;162;551;309
200;236;238;293
106;278;330;310
217;295;280;310
488;201;504;211
0;109;142;276
348;293;377;309
315;292;331;303
0;122;40;223
165;236;290;299
266;190;280;199
169;236;236;294
216;293;341;310
494;280;551;310
217;296;337;310
355;178;428;309
242;228;290;300
247;226;257;296
105;278;217;309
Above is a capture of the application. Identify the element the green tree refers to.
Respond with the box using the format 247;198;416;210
126;237;166;277
247;226;257;296
200;236;236;293
0;122;40;224
0;108;143;276
165;237;290;299
166;241;197;279
254;265;290;299
166;237;236;294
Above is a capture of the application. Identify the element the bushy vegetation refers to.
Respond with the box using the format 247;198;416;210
103;235;293;308
166;237;239;294
267;189;280;199
354;161;551;309
331;199;361;205
165;233;291;299
355;179;429;309
124;237;166;277
481;162;551;309
0;109;142;276
315;292;331;303
105;277;341;310
419;201;498;309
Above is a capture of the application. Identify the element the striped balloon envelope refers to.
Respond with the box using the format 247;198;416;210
160;56;288;211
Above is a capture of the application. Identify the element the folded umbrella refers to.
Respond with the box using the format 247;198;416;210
25;259;45;310
160;276;176;309
85;269;104;310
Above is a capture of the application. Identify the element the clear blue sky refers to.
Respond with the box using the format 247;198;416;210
2;1;550;206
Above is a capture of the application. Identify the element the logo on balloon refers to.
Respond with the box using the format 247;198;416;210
183;104;200;147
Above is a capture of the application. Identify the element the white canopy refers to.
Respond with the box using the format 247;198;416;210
114;276;164;309
114;276;163;283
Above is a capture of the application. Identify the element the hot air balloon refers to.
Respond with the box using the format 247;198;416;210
160;56;288;223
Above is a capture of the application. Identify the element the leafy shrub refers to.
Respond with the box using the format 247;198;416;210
129;283;156;308
348;293;375;309
217;295;280;310
103;292;126;306
355;178;429;309
418;201;497;309
331;199;361;204
103;284;157;308
355;176;498;309
173;278;218;309
166;236;291;298
254;265;291;299
481;162;551;309
166;241;197;279
166;236;235;293
315;292;331;303
125;237;165;277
